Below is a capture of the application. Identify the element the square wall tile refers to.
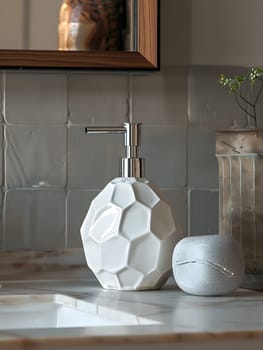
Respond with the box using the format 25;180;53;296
68;73;128;124
188;129;218;188
68;126;123;189
188;66;249;129
67;190;99;248
5;126;66;188
0;127;3;187
140;125;187;188
189;189;219;236
0;73;3;124
5;72;67;124
161;188;187;237
133;67;188;125
4;190;66;250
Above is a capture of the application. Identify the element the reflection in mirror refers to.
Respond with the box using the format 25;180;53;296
0;0;135;51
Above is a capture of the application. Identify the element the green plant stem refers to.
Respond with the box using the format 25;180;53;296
235;93;257;127
218;68;263;128
254;77;263;106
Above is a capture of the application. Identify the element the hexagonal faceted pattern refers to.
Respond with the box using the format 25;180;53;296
139;270;162;290
80;177;180;290
101;236;129;273
81;203;96;245
129;235;160;274
132;180;160;208
112;177;136;185
93;183;115;211
151;201;176;240
117;268;143;290
120;202;151;240
112;182;135;208
88;205;121;243
82;237;102;273
97;271;120;290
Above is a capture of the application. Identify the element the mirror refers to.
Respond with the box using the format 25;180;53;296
0;0;159;69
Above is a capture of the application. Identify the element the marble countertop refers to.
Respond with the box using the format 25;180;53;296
0;278;263;349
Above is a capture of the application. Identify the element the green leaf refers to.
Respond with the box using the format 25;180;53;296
217;73;246;94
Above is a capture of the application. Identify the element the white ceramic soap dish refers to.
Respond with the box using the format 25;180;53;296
172;234;245;296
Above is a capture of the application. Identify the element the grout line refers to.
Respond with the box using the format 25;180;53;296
2;191;6;250
65;73;70;249
65;191;69;249
187;188;191;237
2;71;6;124
4;123;67;127
2;72;6;250
186;67;190;236
2;73;6;192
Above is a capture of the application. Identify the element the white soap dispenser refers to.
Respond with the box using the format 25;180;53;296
80;122;181;290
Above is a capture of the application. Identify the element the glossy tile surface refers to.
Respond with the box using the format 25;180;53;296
4;190;66;250
5;72;67;125
5;126;66;188
68;73;128;124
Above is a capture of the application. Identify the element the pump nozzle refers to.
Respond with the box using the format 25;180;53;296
85;123;144;177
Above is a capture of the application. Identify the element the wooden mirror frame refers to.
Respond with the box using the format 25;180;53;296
0;0;159;70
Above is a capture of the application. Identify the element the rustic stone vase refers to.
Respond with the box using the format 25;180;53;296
216;129;263;276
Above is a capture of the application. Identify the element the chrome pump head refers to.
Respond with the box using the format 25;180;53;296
85;122;144;178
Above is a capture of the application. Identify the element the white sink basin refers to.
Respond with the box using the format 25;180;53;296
0;294;158;330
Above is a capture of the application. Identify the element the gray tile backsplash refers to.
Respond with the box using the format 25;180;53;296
4;189;66;250
188;128;218;189
5;72;67;125
0;127;3;187
189;189;219;236
68;73;129;124
0;73;3;124
162;188;187;237
68;125;123;189
5;125;66;188
0;65;249;251
188;66;251;129
140;124;187;188
133;67;188;126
